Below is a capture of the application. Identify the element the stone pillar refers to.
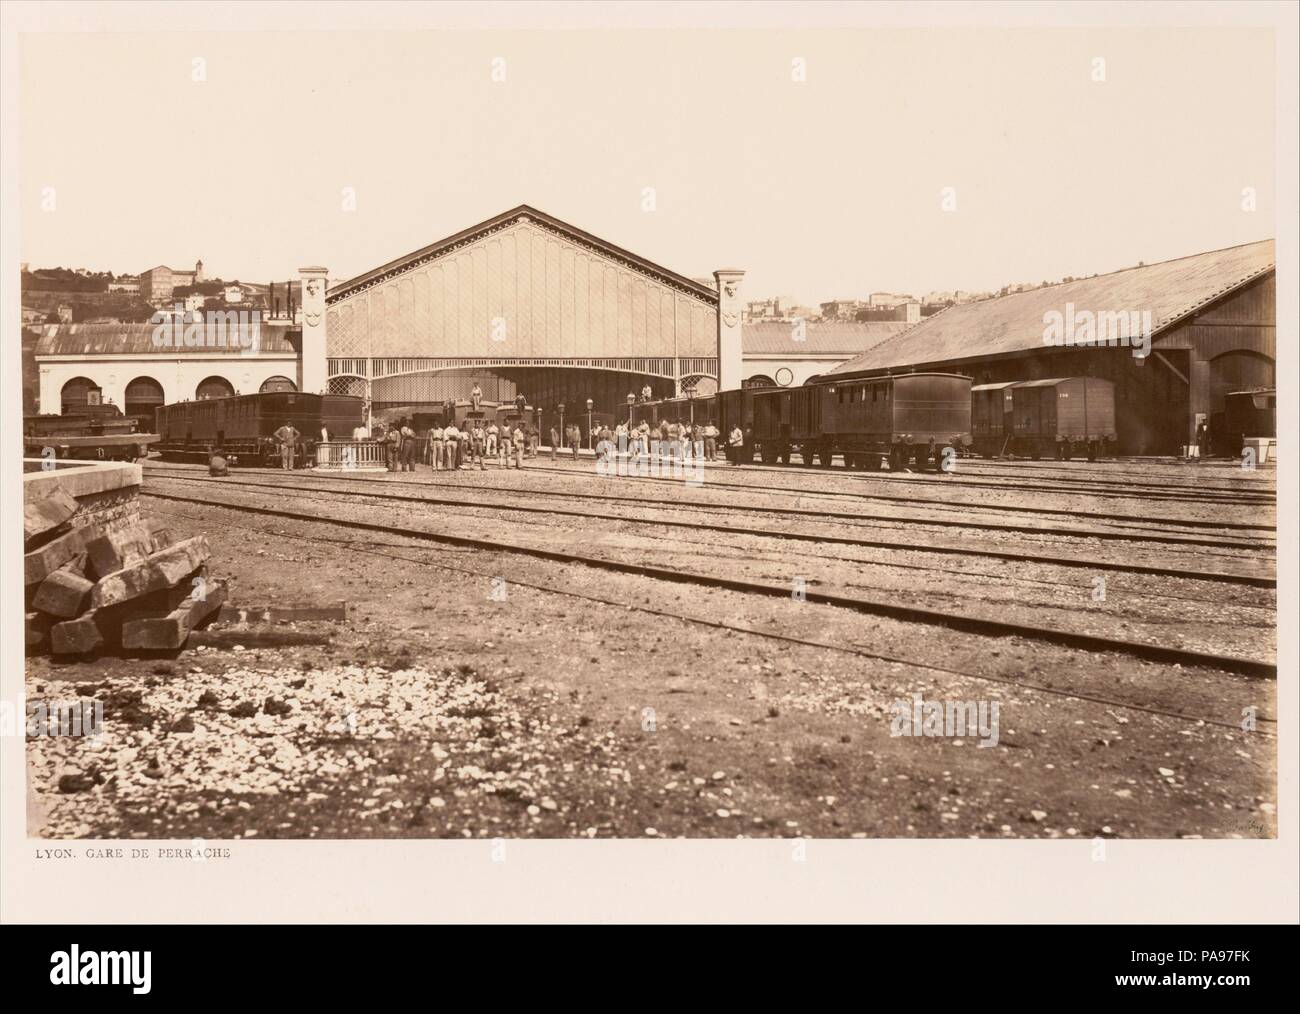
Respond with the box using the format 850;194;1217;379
38;365;58;414
299;266;329;394
714;268;745;392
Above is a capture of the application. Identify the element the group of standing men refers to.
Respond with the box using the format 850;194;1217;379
425;419;529;471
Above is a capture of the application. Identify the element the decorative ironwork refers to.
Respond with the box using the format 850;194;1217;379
327;356;719;382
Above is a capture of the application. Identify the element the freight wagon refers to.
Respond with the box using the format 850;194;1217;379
1007;377;1116;461
969;381;1019;457
154;392;365;466
24;403;157;463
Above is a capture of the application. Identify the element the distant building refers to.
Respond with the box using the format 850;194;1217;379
55;304;74;324
224;285;244;303
108;276;140;294
869;292;914;308
184;293;206;312
139;259;204;303
819;299;871;322
854;301;922;324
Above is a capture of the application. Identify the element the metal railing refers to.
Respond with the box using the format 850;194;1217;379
315;440;388;470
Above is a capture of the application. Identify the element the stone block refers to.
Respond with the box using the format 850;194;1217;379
86;525;156;579
121;580;227;651
24;524;101;587
89;537;211;609
32;561;94;619
23;488;79;546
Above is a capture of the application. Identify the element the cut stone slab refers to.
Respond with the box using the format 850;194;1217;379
86;525;156;579
23;488;79;546
26;612;53;650
128;565;210;618
24;524;101;587
218;602;347;623
32;561;94;619
89;536;211;610
121;580;227;651
50;611;108;655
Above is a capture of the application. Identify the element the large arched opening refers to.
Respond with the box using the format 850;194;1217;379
124;376;165;430
60;376;103;414
259;375;297;393
196;375;236;400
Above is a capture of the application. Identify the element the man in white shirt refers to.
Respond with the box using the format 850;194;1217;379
442;423;459;470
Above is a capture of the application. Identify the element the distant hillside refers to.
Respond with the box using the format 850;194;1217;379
22;290;157;323
21;268;111;292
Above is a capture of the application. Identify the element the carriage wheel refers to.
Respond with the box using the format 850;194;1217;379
864;453;881;471
819;444;835;468
801;445;815;466
1061;440;1073;461
891;447;908;471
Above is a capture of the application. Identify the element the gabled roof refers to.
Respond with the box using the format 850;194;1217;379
827;238;1275;377
743;320;909;355
33;322;299;356
326;204;719;305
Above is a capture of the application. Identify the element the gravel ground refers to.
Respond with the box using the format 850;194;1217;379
25;457;1276;840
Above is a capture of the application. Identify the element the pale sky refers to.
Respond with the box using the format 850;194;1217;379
20;27;1275;304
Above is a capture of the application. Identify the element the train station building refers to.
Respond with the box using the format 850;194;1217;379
31;204;1274;454
311;205;743;423
826;239;1276;455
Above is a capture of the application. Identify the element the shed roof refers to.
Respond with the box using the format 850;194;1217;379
33;321;299;356
827;239;1275;377
743;320;909;355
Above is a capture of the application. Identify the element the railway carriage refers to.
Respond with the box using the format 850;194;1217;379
154;392;365;466
1007;377;1116;461
746;373;972;471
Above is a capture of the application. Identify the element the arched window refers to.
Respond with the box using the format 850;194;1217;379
60;376;102;414
124;376;165;426
259;375;297;393
743;374;777;389
196;375;236;400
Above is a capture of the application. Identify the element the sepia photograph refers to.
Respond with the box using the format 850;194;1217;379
1;0;1296;943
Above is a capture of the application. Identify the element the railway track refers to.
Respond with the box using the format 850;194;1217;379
520;459;1277;510
146;504;1274;738
142;471;1276;587
580;457;1277;506
146;464;1273;537
139;484;1277;678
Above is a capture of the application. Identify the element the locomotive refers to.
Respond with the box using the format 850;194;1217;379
153;391;365;466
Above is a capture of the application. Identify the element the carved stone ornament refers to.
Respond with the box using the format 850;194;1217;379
305;312;322;326
722;312;739;327
724;281;737;300
306;279;323;299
